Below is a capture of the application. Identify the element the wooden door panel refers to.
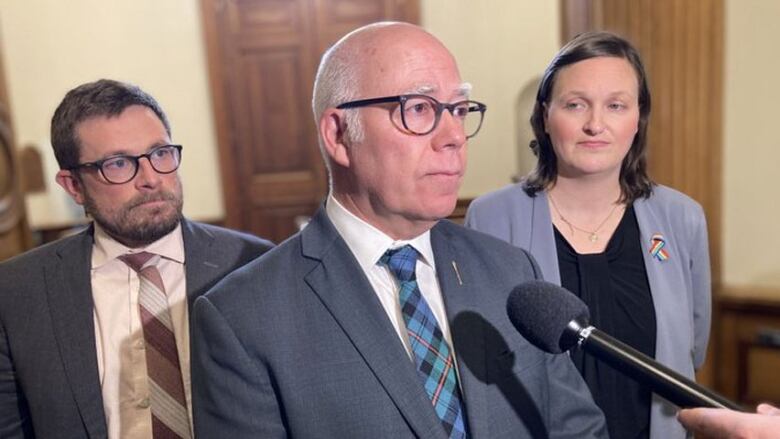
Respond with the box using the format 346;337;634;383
240;51;312;173
313;0;420;55
250;172;321;205
219;0;322;239
229;0;304;34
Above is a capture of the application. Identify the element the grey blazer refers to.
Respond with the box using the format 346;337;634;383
465;183;712;439
0;219;273;439
191;207;608;438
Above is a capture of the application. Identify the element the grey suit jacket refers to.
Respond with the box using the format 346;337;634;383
465;183;712;439
191;207;607;438
0;219;273;439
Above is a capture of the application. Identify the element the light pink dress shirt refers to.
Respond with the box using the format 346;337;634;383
90;223;191;438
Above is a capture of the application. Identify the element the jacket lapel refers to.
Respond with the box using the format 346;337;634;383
301;209;448;439
633;199;676;353
431;222;489;438
181;219;219;309
45;226;108;438
530;191;561;285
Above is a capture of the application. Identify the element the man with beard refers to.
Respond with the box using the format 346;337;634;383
0;79;273;439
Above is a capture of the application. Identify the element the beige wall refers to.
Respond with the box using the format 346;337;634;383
422;1;560;198
722;0;780;287
0;0;223;227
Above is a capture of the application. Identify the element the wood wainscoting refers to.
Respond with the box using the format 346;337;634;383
716;286;780;407
447;197;473;225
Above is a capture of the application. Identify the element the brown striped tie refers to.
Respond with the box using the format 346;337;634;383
121;252;191;439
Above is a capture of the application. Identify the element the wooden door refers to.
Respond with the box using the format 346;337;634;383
201;0;419;243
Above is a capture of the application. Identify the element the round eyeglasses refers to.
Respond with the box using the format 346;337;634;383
337;94;487;139
67;144;183;184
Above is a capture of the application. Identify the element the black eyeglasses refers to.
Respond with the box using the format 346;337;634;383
68;144;183;184
336;94;487;139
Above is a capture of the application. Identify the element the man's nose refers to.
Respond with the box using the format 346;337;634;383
133;156;161;187
432;109;467;150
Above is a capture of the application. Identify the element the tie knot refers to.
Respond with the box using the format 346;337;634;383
380;245;419;282
119;252;155;272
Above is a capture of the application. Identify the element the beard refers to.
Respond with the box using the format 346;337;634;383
83;182;184;248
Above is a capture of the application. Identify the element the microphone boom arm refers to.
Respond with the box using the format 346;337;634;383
569;319;743;411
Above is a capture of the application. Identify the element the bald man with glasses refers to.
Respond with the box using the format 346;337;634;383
191;22;606;439
0;79;273;439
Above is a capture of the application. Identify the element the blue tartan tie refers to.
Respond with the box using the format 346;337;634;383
381;245;467;439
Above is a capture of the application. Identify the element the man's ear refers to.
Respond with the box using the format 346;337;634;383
55;170;86;206
319;108;351;168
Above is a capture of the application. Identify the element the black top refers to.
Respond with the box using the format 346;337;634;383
555;205;656;439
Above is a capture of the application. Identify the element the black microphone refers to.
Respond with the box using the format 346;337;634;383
506;280;743;411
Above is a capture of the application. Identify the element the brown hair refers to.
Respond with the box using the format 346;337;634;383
51;79;170;169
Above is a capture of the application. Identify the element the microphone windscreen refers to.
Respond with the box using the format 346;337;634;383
506;280;590;354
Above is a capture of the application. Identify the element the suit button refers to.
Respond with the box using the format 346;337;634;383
135;339;145;350
138;397;150;408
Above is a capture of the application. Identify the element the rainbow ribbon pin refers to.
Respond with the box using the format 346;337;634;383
650;233;669;261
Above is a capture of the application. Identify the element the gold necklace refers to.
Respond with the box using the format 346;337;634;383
548;194;621;243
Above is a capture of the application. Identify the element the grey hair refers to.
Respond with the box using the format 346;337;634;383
311;44;364;166
311;22;401;184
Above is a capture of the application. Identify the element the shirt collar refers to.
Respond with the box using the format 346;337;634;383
325;194;435;272
92;221;185;268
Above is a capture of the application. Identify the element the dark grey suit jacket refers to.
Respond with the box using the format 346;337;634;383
0;219;273;438
191;208;607;438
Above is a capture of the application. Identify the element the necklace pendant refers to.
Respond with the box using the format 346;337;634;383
589;233;598;243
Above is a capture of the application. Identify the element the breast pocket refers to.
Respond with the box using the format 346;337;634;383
495;345;546;380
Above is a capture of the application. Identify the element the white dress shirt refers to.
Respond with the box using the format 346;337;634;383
90;223;191;438
325;194;455;357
